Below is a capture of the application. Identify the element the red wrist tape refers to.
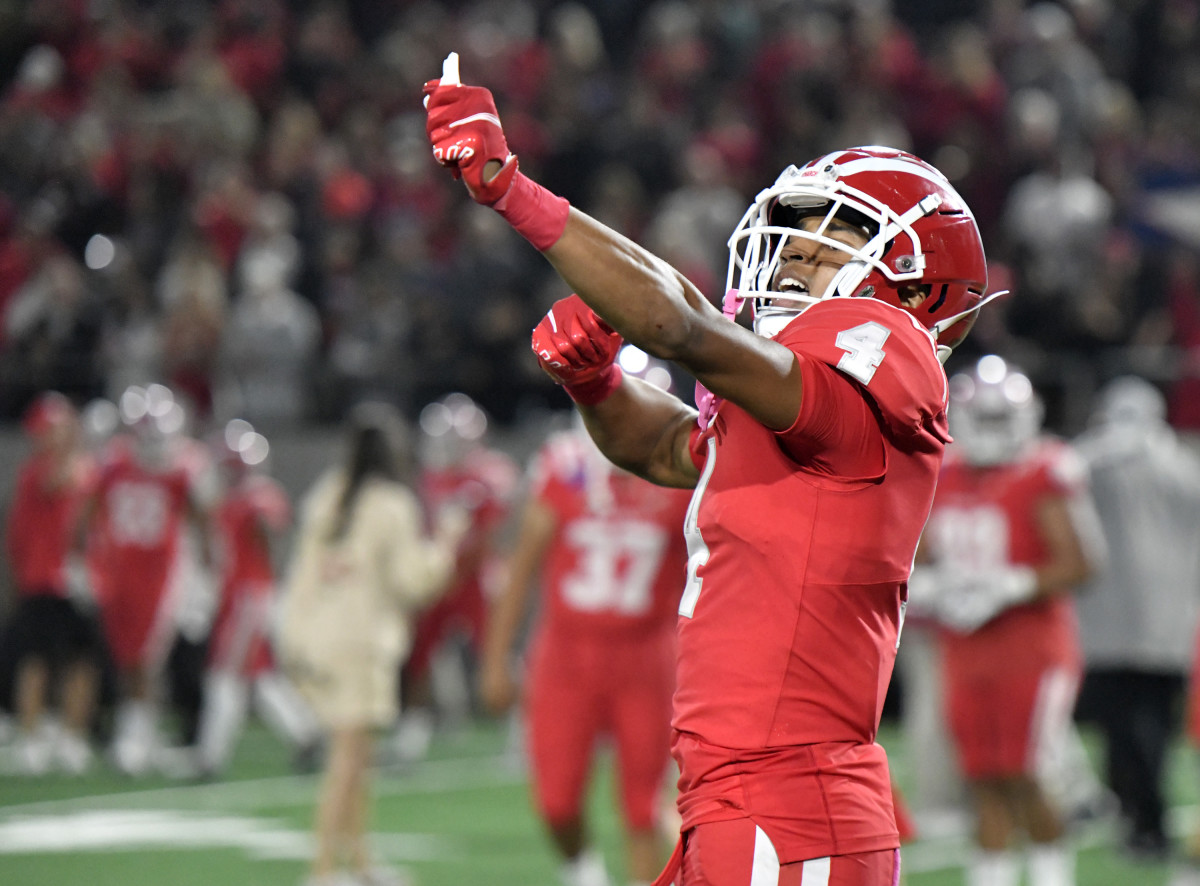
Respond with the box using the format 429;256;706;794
562;365;622;406
493;172;570;251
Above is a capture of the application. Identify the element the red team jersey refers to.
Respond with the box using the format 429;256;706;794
524;431;691;827
407;448;518;672
208;473;291;675
6;453;96;596
925;438;1085;778
216;474;290;593
928;440;1084;676
528;431;691;642
674;298;949;863
88;440;196;667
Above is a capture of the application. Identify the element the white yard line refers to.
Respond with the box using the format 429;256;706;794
0;752;526;816
3;747;1197;876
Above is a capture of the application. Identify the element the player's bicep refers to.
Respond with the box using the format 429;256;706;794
579;375;701;488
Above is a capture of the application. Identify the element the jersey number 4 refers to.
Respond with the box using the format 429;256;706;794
835;321;890;384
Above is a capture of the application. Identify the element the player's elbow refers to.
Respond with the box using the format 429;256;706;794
636;286;714;364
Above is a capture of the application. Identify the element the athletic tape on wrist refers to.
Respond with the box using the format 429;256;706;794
563;365;622;406
493;172;570;251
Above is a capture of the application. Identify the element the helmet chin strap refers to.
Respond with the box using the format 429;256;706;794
832;259;872;298
931;289;1010;363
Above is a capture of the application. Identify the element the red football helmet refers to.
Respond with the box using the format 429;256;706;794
724;146;991;355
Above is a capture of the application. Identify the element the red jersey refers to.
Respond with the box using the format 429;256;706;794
674;297;949;862
529;430;691;641
419;447;518;595
88;443;196;596
926;438;1085;676
6;452;96;595
216;473;290;593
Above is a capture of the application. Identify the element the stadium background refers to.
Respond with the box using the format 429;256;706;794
0;0;1199;884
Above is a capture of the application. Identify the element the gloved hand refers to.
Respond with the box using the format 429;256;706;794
935;566;1038;633
423;52;569;250
531;294;624;405
423;52;517;206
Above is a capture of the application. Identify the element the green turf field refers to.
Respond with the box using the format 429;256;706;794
0;718;1195;885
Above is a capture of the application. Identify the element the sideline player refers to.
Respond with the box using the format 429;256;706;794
72;384;215;775
394;393;517;761
425;53;1002;885
480;349;691;886
5;392;103;774
912;356;1103;886
187;420;321;777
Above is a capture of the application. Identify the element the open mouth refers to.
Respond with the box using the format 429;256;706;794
752;290;820;337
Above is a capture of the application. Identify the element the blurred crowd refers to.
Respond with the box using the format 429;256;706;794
4;3;1200;881
0;0;1197;437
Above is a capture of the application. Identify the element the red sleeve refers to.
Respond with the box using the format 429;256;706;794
775;298;950;451
778;354;886;479
5;463;35;574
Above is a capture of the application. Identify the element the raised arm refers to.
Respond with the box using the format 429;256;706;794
423;59;804;434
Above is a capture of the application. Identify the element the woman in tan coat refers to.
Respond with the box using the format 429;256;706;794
278;402;466;886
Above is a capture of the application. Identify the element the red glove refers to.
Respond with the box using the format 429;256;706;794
532;294;624;405
423;53;569;251
423;77;518;206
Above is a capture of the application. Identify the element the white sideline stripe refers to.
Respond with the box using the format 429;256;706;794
0;752;526;816
0;808;452;861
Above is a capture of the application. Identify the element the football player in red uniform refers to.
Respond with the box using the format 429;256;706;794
480;351;691;886
188;420;321;777
393;392;518;761
4;392;103;774
72;384;216;775
424;53;1001;886
912;356;1103;886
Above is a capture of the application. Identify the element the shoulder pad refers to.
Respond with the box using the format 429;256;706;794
1030;437;1088;492
775;298;949;445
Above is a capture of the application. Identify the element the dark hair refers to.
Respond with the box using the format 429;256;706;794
327;401;413;541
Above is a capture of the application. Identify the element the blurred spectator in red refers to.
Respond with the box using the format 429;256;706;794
215;0;288;110
156;229;228;423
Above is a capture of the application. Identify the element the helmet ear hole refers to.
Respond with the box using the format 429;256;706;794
898;283;931;309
